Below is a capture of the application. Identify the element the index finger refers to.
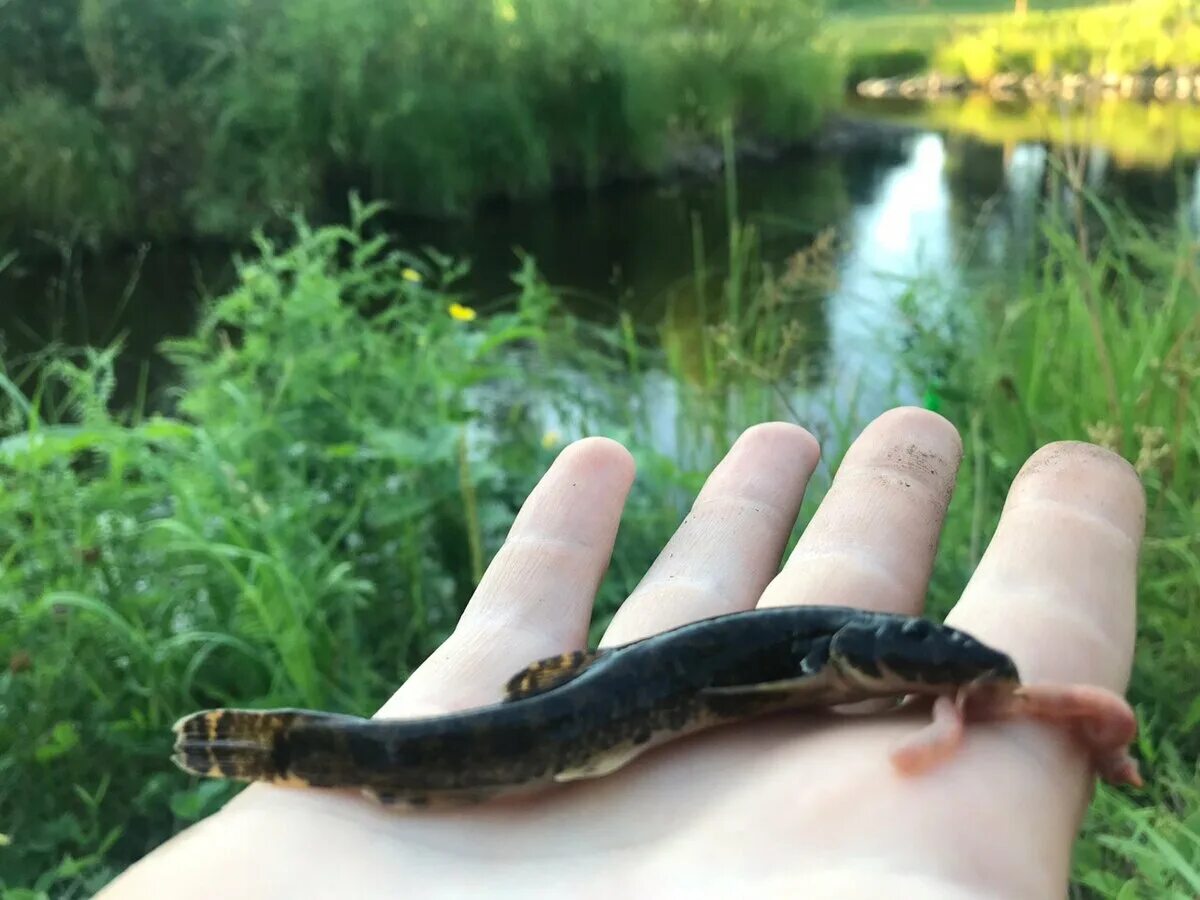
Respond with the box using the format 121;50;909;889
379;437;636;717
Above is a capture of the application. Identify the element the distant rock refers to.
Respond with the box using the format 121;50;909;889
854;65;1200;105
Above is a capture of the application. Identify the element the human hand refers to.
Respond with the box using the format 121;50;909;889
104;408;1144;899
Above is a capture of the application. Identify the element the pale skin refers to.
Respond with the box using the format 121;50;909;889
103;407;1144;899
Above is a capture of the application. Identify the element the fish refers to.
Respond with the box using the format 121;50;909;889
172;605;1141;807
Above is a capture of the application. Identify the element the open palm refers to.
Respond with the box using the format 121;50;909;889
106;408;1143;899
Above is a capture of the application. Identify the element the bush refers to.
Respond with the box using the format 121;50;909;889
0;205;587;890
0;0;840;242
0;90;130;242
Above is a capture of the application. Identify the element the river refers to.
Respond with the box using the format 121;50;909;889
3;97;1199;449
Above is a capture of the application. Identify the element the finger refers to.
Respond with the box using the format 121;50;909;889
944;442;1143;854
757;406;962;615
600;422;819;646
948;442;1142;689
377;437;636;717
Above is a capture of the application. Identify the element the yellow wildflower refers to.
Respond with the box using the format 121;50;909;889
448;302;477;322
402;267;422;283
496;0;517;22
541;430;561;450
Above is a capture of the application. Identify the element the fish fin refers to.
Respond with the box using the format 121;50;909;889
700;634;834;698
171;708;361;784
700;675;830;697
503;649;605;701
699;675;843;719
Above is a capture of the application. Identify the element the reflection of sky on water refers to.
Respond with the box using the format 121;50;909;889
555;125;1200;468
621;128;1200;468
1007;144;1047;195
824;133;955;406
560;132;971;466
12;106;1198;472
1187;164;1200;233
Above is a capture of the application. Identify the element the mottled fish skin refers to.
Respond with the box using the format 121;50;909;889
172;606;1021;804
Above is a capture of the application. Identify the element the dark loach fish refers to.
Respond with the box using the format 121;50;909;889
172;606;1025;806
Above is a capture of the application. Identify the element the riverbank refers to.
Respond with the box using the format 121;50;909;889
859;68;1200;103
835;0;1200;101
3;4;1199;891
0;0;839;247
2;200;1197;896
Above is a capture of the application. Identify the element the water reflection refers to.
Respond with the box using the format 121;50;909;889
827;133;955;398
3;98;1197;456
1188;167;1200;233
559;132;968;463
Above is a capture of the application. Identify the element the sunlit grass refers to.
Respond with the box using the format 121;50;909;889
828;1;1199;86
934;0;1200;81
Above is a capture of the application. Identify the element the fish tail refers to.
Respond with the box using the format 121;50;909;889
171;708;343;784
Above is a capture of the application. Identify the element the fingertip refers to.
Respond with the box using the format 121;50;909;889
1007;441;1146;545
391;434;638;715
555;436;637;486
757;406;963;616
601;421;820;644
854;406;964;467
703;422;822;505
836;406;964;507
732;421;822;466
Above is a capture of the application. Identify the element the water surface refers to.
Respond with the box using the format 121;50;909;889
3;97;1197;445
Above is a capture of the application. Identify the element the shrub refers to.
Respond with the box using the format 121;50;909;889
0;205;578;889
0;90;130;242
0;0;840;242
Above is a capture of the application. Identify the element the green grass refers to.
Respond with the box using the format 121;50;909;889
1;192;1198;894
933;0;1200;82
892;192;1200;895
0;201;691;894
0;0;839;244
828;0;1198;85
829;0;1094;13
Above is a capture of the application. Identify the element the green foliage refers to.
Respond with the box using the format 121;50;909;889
823;4;994;79
896;198;1200;895
1077;757;1200;897
831;1;1200;90
2;197;1197;895
0;0;839;242
857;93;1200;169
0;0;93;100
0;90;130;241
0;205;577;891
933;0;1200;79
828;0;1093;11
